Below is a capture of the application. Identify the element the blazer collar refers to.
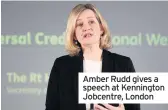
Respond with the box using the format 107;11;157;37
77;49;112;72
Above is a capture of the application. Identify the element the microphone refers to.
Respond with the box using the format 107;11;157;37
98;103;119;108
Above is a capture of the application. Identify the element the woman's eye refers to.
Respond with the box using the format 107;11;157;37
77;23;83;27
89;20;94;24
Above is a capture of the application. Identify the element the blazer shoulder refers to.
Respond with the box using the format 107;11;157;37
53;54;70;64
53;54;77;67
105;50;135;72
56;54;72;61
106;50;131;63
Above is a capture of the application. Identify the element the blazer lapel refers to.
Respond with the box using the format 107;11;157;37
73;49;114;110
102;49;114;72
78;51;86;110
72;50;86;110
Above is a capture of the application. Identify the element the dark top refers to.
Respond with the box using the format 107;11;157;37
45;49;140;110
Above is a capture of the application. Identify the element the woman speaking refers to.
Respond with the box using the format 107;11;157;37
45;3;140;110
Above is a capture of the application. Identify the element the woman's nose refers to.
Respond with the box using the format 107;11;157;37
82;23;91;32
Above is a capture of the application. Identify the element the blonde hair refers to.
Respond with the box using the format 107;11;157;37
65;3;111;56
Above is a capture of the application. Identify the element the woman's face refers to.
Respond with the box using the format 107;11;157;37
75;9;103;46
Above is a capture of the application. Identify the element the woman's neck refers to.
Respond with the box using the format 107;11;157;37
82;43;103;61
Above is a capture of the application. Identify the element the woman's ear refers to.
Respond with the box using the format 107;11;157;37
101;30;104;36
100;25;104;36
73;36;78;44
73;36;77;40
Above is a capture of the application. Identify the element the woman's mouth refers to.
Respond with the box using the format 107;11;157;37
83;33;92;38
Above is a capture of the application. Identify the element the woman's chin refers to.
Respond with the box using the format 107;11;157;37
82;42;93;46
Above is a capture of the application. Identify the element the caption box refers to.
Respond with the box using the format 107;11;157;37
78;72;168;104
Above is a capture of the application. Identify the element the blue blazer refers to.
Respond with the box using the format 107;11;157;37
45;49;140;110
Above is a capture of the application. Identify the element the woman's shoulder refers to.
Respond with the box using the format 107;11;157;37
105;50;135;71
54;54;73;64
105;50;132;62
53;54;81;66
56;54;72;60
